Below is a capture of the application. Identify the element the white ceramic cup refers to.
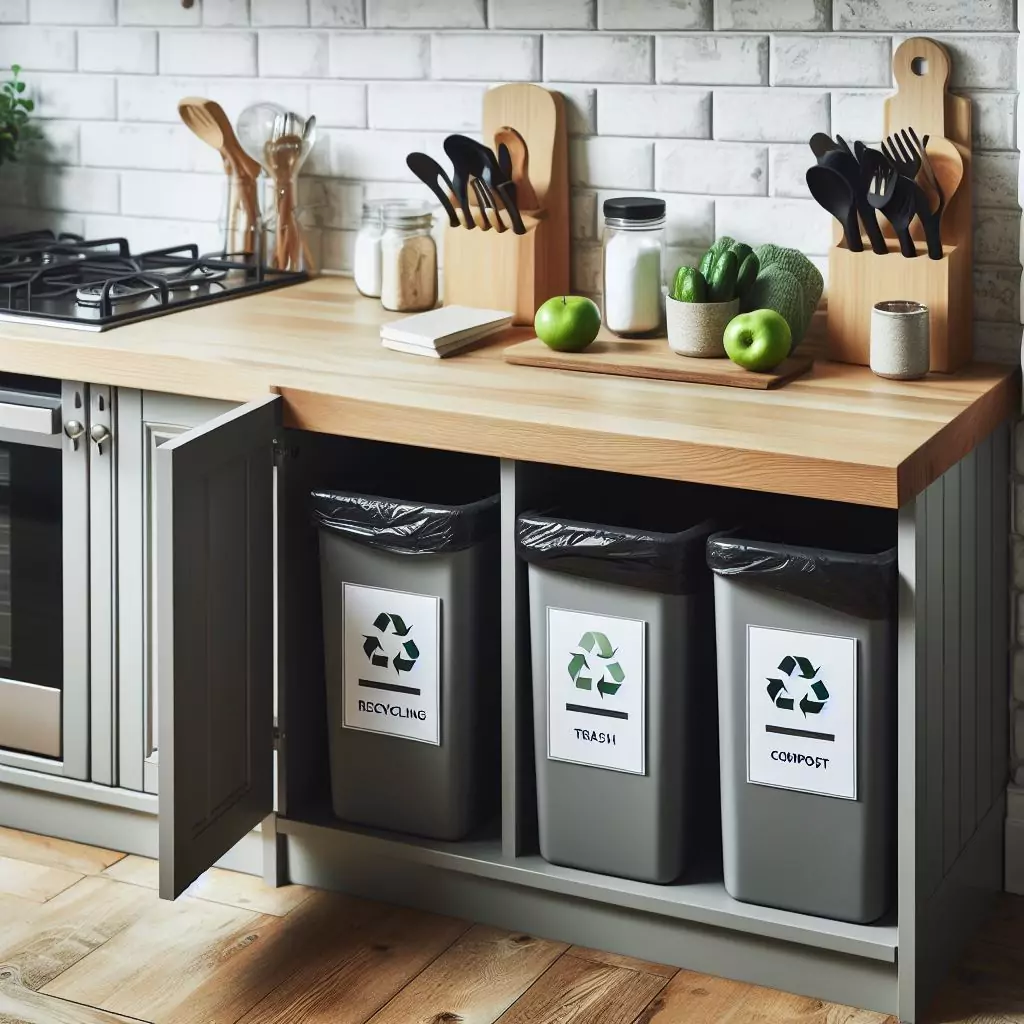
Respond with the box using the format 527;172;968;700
665;296;739;358
870;300;930;380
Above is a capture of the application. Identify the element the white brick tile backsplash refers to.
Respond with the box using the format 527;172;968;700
328;32;429;79
251;0;309;26
973;321;1021;363
836;0;1014;31
310;0;364;26
30;73;116;120
30;0;113;24
205;78;312;122
924;35;1019;91
570;136;653;188
598;0;711;30
430;33;540;81
545;33;653;84
308;83;366;127
490;0;594;30
597;86;710;139
81;121;219;172
657;34;767;86
571;242;603;293
119;0;199;25
714;0;829;30
546;83;597;134
964;92;1018;152
368;82;485;131
715;196;831;254
0;26;75;70
974;152;1021;209
259;30;329;77
767;144;810;199
830;91;886;143
572;189;598;239
203;0;250;26
656;140;767;195
0;206;85;235
771;35;891;88
328;128;450;180
300;177;363;228
117;75;304;122
84;213;223;251
121;170;225;221
23;119;79;164
24;166;119;213
79;28;157;73
715;89;829;143
367;0;485;29
160;30;258;76
0;0;27;21
974;263;1022;323
321;227;357;271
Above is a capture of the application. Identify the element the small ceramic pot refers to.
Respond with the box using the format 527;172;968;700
870;300;930;380
666;296;740;358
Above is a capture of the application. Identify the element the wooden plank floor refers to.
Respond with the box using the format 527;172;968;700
0;826;1020;1024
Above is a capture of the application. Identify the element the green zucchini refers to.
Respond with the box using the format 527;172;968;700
707;250;739;303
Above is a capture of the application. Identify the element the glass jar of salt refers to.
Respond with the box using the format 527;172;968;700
353;199;387;298
601;197;666;337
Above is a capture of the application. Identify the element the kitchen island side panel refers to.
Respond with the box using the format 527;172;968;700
899;424;1012;1022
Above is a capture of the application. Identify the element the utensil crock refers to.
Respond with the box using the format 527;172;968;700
666;296;739;358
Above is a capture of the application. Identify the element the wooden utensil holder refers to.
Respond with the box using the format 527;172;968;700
443;84;569;325
826;37;973;372
828;239;970;371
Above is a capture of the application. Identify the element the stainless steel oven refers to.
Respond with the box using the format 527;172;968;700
0;377;100;780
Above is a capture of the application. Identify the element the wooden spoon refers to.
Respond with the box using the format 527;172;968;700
263;133;306;270
922;136;964;230
494;125;539;211
178;97;262;255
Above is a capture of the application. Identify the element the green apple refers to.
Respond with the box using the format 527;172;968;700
724;308;792;372
535;295;601;352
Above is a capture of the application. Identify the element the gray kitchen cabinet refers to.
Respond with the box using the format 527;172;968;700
154;395;278;899
116;390;235;794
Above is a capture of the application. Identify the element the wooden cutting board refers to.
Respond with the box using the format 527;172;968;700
503;337;813;390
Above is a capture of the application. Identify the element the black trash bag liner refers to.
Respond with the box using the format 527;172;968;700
706;530;897;620
312;489;499;555
516;512;717;595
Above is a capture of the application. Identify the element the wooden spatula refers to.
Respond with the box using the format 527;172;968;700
494;126;539;211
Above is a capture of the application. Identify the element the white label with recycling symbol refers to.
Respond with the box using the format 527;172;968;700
341;583;441;745
747;625;857;800
546;607;646;775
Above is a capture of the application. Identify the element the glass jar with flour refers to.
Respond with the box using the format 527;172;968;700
380;201;437;313
602;197;666;337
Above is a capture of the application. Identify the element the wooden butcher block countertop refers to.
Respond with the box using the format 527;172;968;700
0;276;1016;508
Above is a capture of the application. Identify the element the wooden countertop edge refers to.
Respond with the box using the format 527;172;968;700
896;366;1021;505
278;387;902;508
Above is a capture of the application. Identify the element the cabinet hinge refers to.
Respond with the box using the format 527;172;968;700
272;725;281;750
272;439;288;467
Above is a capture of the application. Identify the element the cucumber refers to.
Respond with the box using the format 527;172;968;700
729;242;753;264
698;248;716;279
671;266;707;303
707;250;739;303
699;236;736;278
735;253;759;300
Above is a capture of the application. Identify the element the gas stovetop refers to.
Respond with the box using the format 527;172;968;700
0;230;307;331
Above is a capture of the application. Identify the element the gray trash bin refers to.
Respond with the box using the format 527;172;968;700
518;508;717;884
314;480;500;841
707;518;896;923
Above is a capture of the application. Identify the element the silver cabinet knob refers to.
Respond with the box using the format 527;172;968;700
90;423;111;453
64;419;85;450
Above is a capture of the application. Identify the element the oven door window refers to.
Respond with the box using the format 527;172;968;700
0;442;63;690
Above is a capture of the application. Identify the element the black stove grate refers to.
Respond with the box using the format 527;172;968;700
0;230;307;329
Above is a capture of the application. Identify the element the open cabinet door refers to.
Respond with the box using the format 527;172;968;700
155;395;280;899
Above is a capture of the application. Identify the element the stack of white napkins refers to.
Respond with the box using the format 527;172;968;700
381;306;513;358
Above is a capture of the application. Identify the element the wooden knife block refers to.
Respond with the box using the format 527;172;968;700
826;37;973;372
443;84;569;325
828;239;970;371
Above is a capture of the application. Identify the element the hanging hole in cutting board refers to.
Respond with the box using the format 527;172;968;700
911;56;929;76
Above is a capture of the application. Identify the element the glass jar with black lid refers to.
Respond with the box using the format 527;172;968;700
602;196;666;337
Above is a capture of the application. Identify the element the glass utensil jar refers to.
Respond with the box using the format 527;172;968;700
353;200;387;298
380;202;437;313
602;197;666;337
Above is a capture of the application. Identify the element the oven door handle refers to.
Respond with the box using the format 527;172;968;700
0;398;61;435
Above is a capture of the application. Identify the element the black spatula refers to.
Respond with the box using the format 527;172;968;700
806;164;863;252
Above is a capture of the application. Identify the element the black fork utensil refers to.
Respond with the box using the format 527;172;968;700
904;128;945;260
863;147;918;258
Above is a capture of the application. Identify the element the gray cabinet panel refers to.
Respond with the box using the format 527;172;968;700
156;394;278;899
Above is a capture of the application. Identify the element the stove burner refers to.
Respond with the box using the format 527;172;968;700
0;229;305;330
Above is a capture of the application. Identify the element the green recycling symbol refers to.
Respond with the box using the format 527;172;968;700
568;631;624;698
766;655;829;717
363;612;419;675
